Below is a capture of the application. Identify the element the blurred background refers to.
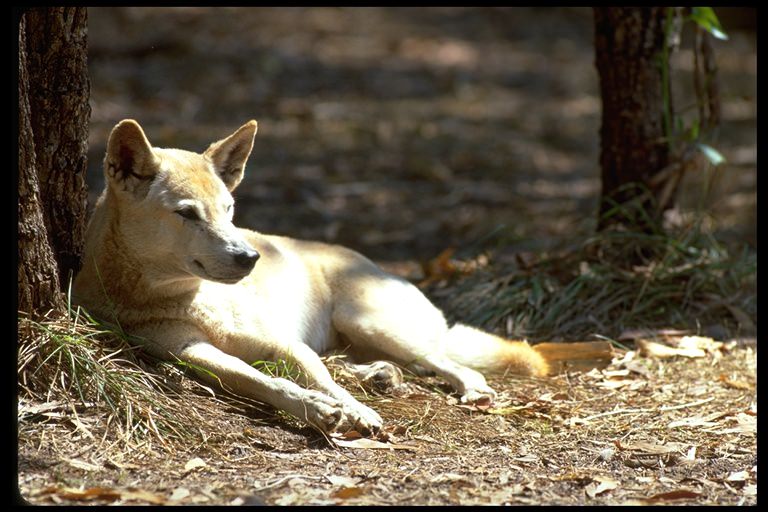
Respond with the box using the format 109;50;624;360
86;7;756;276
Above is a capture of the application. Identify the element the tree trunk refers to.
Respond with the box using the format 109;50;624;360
18;16;64;317
17;8;90;318
23;7;90;288
593;7;679;232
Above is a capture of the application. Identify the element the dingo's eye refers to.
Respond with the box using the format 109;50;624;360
176;208;201;221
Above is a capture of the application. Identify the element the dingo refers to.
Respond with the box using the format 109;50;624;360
73;119;549;435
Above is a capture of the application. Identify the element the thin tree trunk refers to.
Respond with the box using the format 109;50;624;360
23;7;90;287
593;7;679;232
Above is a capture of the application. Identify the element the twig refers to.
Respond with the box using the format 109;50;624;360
578;397;716;424
252;474;324;492
659;396;714;412
580;408;653;422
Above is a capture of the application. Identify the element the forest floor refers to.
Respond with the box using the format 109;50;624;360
18;7;756;505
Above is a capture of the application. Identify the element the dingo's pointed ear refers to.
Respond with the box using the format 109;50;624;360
204;120;257;191
104;119;160;196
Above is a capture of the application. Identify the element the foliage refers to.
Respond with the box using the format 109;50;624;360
662;7;728;167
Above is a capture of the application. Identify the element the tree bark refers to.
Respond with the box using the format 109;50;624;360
23;7;90;287
18;16;65;317
17;8;90;318
593;7;678;232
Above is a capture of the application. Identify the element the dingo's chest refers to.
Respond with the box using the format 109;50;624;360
189;275;337;358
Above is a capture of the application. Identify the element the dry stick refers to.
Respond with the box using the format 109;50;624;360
579;408;654;422
577;396;716;423
659;396;715;412
252;474;325;492
700;29;721;130
693;26;706;127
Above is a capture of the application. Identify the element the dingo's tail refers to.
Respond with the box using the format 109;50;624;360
443;324;615;376
443;324;549;376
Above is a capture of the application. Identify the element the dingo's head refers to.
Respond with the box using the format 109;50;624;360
103;119;260;285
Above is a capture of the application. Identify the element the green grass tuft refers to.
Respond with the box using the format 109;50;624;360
18;307;208;448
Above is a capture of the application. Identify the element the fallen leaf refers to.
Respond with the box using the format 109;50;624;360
326;475;359;487
63;458;101;472
456;402;493;412
636;339;705;359
513;453;539;463
488;404;534;415
598;448;616;462
676;335;721;349
411;434;442;444
726;470;750;482
585;476;618;498
169;487;190;502
643;489;701;502
430;473;468;484
618;328;689;340
618;441;686;455
38;486;166;505
734;412;756;433
49;487;121;502
18;401;67;418
338;430;364;440
718;374;753;390
595;379;645;390
707;412;756;435
601;369;630;378
421;248;480;284
610;350;636;366
119;489;168;505
385;424;408;435
623;360;652;377
332;486;363;500
583;368;603;379
667;411;729;429
184;457;207;473
743;484;757;496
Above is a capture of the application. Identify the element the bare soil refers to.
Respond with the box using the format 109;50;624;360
17;7;756;506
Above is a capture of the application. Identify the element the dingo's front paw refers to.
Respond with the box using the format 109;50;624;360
297;391;382;436
357;361;404;392
298;390;346;432
460;385;497;407
336;400;383;437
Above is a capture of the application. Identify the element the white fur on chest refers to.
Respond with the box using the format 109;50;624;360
193;256;335;356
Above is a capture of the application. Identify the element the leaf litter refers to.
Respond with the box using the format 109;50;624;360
19;332;756;505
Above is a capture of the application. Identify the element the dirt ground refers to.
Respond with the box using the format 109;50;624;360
17;340;757;506
17;7;756;506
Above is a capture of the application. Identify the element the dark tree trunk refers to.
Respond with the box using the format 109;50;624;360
18;16;65;317
593;7;679;232
17;8;90;318
23;7;90;288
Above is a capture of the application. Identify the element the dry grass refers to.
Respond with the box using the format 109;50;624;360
17;307;275;456
427;221;756;344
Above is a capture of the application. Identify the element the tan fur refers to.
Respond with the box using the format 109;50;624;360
73;119;548;435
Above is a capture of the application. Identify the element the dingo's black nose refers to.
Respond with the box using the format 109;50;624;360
234;249;260;270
